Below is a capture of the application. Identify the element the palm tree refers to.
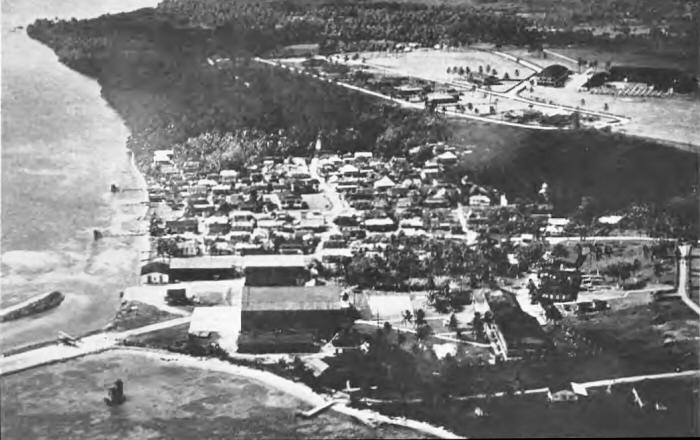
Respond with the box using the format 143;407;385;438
402;309;413;325
472;311;484;339
448;313;459;333
415;308;427;327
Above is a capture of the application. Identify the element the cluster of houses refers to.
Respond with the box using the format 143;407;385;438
136;139;632;353
141;142;584;283
317;144;464;234
147;150;326;262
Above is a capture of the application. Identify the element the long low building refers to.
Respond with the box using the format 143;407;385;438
238;285;356;353
168;256;239;282
241;254;311;286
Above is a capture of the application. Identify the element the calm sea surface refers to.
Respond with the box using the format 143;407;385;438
0;0;160;351
0;3;423;439
0;352;418;439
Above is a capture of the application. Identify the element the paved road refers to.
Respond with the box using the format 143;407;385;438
355;319;491;348
473;290;509;360
0;316;191;376
361;369;700;405
677;245;700;316
255;57;566;131
545;236;674;244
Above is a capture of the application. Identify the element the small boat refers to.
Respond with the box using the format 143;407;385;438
110;184;120;193
105;379;126;406
0;291;65;322
654;402;668;412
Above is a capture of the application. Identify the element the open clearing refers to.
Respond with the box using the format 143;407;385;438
549;45;696;73
360;48;535;93
520;80;700;147
365;48;700;147
276;46;699;148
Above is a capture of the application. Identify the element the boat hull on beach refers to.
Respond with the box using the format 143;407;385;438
0;291;65;322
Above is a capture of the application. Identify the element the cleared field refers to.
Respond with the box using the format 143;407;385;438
521;82;700;146
503;47;577;70
550;45;696;73
361;48;536;93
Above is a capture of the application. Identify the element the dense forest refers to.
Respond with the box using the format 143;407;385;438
26;2;699;232
27;10;450;168
157;0;542;51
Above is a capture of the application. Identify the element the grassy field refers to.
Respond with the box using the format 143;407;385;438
522;79;700;147
557;240;677;286
562;299;700;374
108;300;183;332
550;44;697;73
376;375;700;438
361;48;536;93
503;46;578;70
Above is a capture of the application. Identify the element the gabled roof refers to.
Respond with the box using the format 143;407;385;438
141;261;170;275
339;164;359;173
374;176;396;188
241;254;308;268
169;256;237;270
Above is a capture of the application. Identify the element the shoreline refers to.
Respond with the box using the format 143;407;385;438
0;149;150;356
1;343;464;439
114;347;465;439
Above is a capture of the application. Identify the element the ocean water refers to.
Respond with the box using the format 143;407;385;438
0;4;427;439
0;0;160;351
0;351;420;439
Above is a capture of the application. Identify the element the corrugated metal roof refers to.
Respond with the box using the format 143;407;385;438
242;285;343;311
169;256;238;269
241;254;308;268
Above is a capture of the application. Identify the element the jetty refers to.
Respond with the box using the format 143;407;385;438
0;291;64;322
0;316;191;376
296;399;339;418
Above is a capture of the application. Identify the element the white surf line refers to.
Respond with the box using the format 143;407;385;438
115;347;466;439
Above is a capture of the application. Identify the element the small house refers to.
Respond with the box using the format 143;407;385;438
469;194;491;207
373;176;396;191
206;216;231;235
544;217;570;236
166;218;199;234
364;217;396;232
140;261;170;285
436;151;458;165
